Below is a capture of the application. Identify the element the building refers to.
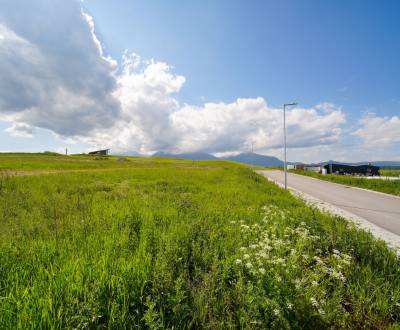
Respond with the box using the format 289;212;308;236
304;165;324;173
88;149;110;156
323;163;380;176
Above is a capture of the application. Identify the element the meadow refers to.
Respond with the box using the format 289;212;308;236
381;169;400;177
292;170;400;196
0;154;400;329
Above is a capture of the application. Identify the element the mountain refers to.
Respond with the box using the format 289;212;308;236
223;152;284;167
152;151;218;160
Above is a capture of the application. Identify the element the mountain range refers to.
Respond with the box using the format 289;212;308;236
112;151;400;168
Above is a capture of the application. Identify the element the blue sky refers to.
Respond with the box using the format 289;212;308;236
0;0;399;161
84;0;400;112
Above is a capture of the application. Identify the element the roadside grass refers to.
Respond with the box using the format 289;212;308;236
0;156;399;328
292;170;400;196
381;169;400;177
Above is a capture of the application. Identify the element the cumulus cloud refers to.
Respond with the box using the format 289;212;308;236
4;123;33;138
353;115;400;145
0;0;346;155
0;0;120;136
170;99;344;154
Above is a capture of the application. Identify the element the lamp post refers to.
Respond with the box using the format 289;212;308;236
283;103;297;189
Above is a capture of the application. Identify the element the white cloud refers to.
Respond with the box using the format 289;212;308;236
4;123;33;138
0;0;120;136
0;0;346;156
353;115;400;145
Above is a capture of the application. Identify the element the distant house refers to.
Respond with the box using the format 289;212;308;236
304;165;324;173
323;163;379;176
88;149;110;156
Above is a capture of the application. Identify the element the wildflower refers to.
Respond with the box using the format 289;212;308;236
312;280;319;286
240;224;250;230
286;302;293;310
333;249;340;255
313;256;324;265
276;276;282;282
235;259;242;265
276;258;285;264
240;247;247;251
310;297;319;307
243;254;250;259
258;267;266;274
318;308;325;316
246;262;253;269
273;309;280;316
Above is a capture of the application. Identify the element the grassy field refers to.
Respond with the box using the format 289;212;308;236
381;169;400;177
292;170;400;196
1;154;400;329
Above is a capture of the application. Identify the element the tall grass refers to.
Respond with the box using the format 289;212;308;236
0;158;399;328
381;169;400;177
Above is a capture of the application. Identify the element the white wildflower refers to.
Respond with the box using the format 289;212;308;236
318;308;325;316
333;249;340;255
240;247;247;251
286;302;293;310
259;267;266;274
235;259;242;265
310;297;319;307
273;309;280;316
312;280;319;286
245;262;253;269
243;254;250;259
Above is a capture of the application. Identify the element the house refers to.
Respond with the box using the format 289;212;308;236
323;163;380;176
88;149;110;156
304;165;324;173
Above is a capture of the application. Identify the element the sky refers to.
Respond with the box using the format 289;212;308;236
0;0;399;162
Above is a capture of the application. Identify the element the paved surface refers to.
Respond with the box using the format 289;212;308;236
257;170;400;236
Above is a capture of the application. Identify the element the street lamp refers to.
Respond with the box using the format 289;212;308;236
283;103;297;189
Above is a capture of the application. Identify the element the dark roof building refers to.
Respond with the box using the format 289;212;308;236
88;149;110;155
323;163;380;176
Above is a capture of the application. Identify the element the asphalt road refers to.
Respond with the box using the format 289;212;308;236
257;170;400;236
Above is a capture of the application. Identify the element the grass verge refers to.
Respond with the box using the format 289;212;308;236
292;170;400;196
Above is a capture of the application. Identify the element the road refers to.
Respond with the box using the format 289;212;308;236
257;170;400;236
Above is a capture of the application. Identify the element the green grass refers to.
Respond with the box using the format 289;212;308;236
0;154;400;329
381;169;400;177
292;170;400;196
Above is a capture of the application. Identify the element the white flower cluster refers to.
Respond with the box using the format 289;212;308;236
233;205;354;317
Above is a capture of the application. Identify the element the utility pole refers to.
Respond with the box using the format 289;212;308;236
283;103;297;189
65;147;68;155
